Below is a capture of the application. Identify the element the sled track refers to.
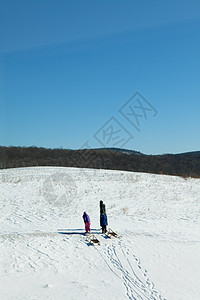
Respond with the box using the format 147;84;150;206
96;239;165;300
1;231;166;299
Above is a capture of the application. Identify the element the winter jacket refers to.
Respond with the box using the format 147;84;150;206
100;203;106;215
83;213;90;224
100;214;107;226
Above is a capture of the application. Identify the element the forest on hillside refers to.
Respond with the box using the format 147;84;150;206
0;146;200;178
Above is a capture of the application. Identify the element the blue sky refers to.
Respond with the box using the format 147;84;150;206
0;0;200;154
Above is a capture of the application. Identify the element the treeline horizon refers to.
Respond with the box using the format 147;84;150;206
0;146;200;178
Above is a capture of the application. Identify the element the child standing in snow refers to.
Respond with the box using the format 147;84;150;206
82;212;91;234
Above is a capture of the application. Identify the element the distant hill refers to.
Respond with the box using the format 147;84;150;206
175;151;200;156
0;146;200;178
96;148;144;155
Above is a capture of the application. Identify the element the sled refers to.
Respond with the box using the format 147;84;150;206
106;228;118;238
87;234;100;246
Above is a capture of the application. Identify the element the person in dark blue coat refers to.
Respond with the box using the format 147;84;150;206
100;213;107;233
100;200;108;225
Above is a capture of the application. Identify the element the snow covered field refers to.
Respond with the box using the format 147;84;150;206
0;167;200;300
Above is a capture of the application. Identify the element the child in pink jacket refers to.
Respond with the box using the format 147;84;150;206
82;212;91;233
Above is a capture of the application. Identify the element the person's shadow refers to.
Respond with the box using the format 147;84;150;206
57;228;101;236
57;229;102;247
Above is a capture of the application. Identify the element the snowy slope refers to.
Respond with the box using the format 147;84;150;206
0;167;200;300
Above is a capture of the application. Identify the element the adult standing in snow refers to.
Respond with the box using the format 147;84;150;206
100;200;108;227
82;212;91;234
100;213;107;233
100;200;107;216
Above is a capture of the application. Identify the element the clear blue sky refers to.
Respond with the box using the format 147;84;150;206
0;0;200;154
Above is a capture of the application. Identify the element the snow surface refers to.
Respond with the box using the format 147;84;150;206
0;167;200;300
